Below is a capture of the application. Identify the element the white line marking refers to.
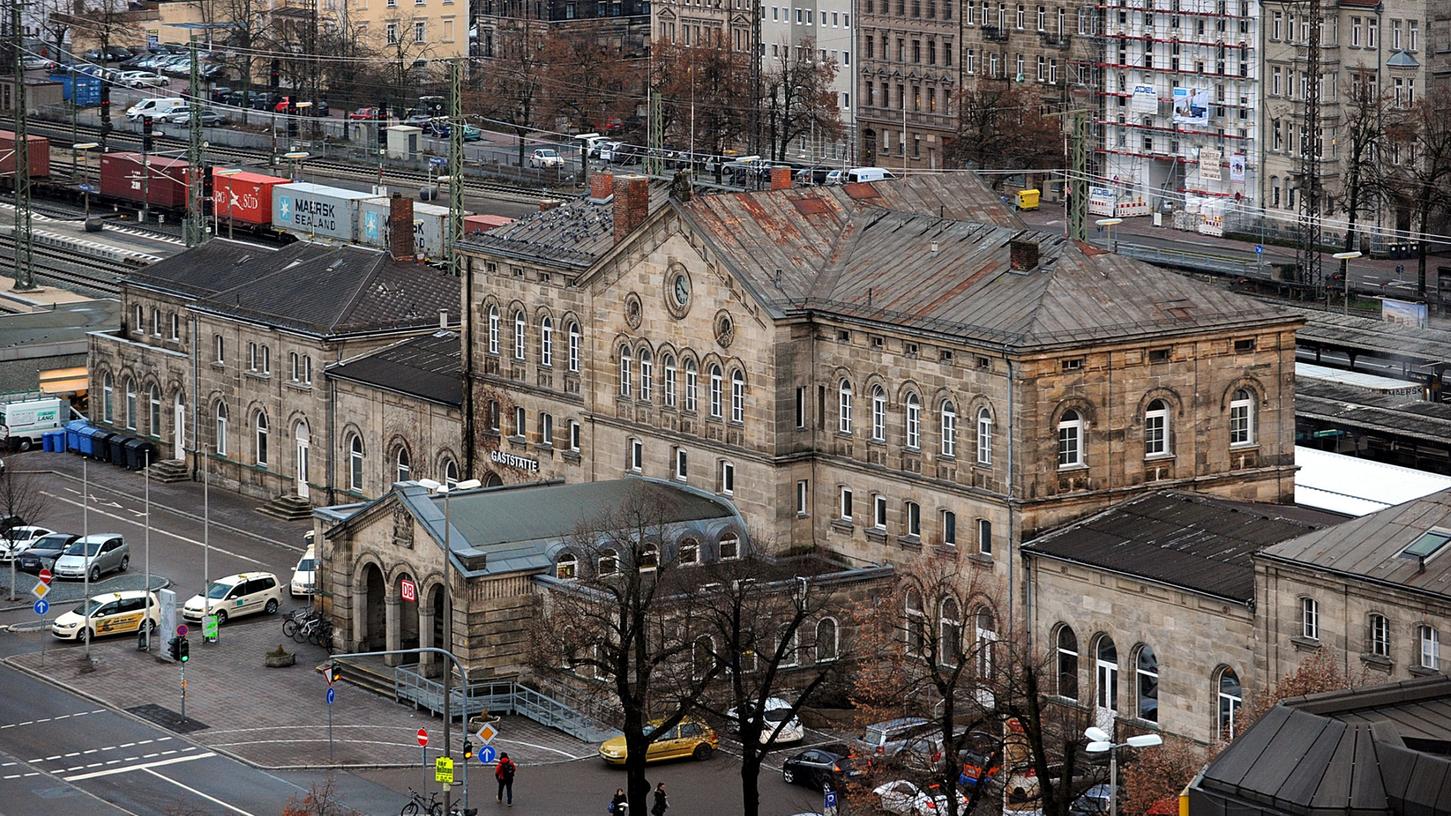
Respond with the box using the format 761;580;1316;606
41;491;269;565
63;751;214;781
0;709;107;731
141;767;257;816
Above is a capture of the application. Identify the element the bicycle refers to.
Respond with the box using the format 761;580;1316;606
400;787;442;816
283;608;324;642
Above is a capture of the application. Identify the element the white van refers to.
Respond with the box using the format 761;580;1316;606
845;167;897;183
125;97;187;121
0;398;66;451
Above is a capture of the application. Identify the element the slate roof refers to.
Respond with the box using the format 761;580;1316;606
327;330;462;407
1259;488;1451;599
126;239;458;337
458;180;671;269
1023;491;1338;603
1296;378;1451;445
1191;676;1451;815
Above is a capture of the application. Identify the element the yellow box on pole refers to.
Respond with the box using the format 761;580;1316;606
435;757;454;784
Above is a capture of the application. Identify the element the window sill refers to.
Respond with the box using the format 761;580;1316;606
936;545;959;558
244;371;271;381
562;450;581;464
1410;665;1439;678
283;381;313;393
1229;443;1259;452
210;361;224;370
1144;453;1175;462
1057;463;1088;472
897;534;923;550
796;511;810;520
865;527;887;543
1360;653;1393;672
830;518;854;534
968;552;994;567
533;442;553;454
1291;636;1321;653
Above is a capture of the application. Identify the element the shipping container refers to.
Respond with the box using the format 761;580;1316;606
0;131;50;177
463;214;515;235
359;198;451;260
100;153;190;209
213;168;291;227
49;72;101;106
271;182;374;242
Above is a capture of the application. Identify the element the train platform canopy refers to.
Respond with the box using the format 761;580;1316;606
1294;446;1451;517
1290;308;1451;372
1296;378;1451;445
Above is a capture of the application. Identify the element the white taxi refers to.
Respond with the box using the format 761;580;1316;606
52;591;160;641
183;572;282;624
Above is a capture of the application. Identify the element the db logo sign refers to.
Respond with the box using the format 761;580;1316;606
400;578;416;603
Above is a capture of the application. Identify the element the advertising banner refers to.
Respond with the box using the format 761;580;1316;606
1229;153;1247;182
1199;147;1222;182
1130;84;1158;114
1088;187;1115;216
1172;86;1210;125
1383;298;1429;329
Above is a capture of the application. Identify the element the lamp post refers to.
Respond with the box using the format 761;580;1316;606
1084;727;1162;816
73;142;99;220
282;150;310;182
1333;250;1363;315
1095;217;1123;254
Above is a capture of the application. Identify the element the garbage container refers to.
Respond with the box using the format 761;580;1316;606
91;430;116;462
65;420;90;453
135;440;159;469
76;425;101;458
108;433;130;466
123;438;156;470
44;430;65;452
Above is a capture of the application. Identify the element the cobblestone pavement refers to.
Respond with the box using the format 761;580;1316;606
6;611;594;770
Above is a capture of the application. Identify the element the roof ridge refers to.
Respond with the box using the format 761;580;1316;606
325;250;388;334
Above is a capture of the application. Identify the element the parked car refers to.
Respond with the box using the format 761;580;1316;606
349;106;383;121
21;55;55;71
51;591;160;641
781;744;867;791
1070;784;1115;816
0;526;57;560
873;780;968;816
289;544;316;597
272;96;329;116
15;534;75;574
52;534;129;582
529;148;564;169
119;70;169;88
597;719;718;765
725;696;805;746
164;107;224;126
852;717;933;761
182;572;282;624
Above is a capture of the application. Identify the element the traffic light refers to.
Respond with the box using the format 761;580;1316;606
177;637;190;663
142;125;155;154
167;636;180;661
327;663;342;684
269;59;280;90
202;163;214;213
464;740;473;761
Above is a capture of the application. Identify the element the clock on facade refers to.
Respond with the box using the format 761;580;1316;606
664;264;692;318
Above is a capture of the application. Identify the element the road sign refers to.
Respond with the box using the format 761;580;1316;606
78;183;96;194
475;721;498;744
1254;244;1264;256
176;624;189;637
400;579;416;603
478;744;497;764
326;687;336;705
416;727;429;747
203;614;219;640
429;156;448;168
37;568;53;586
824;789;837;809
31;582;49;600
434;756;454;784
33;599;49;616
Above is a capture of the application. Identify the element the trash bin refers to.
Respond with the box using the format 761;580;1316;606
76;425;101;458
123;438;157;470
90;430;116;462
108;433;130;466
135;440;159;469
65;420;90;453
44;430;64;452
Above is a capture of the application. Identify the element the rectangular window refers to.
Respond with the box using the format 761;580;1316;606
675;447;688;480
513;406;526;438
978;518;992;555
874;495;888;529
1421;626;1439;670
1301;597;1319;640
906;502;921;537
629;438;643;472
720;461;735;495
214;335;224;364
569;420;580;451
796;479;808;515
489;400;500;432
1367;18;1377;48
540;412;554;446
840;487;853;521
942;511;957;547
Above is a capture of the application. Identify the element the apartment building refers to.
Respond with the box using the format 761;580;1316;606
761;0;857;162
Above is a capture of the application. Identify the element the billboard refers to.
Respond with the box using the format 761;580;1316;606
1229;153;1247;183
1199;147;1222;182
1383;298;1429;329
1130;84;1158;114
1172;87;1210;125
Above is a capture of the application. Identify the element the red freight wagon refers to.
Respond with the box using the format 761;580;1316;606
212;169;290;226
463;213;515;235
0;130;51;177
100;153;190;209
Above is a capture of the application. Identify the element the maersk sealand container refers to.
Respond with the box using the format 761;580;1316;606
358;198;451;261
270;182;374;242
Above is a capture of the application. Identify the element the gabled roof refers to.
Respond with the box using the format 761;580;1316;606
327;330;462;406
128;239;458;337
1024;491;1338;602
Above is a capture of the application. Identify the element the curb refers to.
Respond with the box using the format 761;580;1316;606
0;576;172;615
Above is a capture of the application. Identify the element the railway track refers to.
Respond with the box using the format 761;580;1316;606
0;232;129;297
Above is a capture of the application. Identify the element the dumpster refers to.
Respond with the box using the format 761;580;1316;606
65;419;90;453
136;440;159;469
1015;188;1041;211
108;433;130;465
76;425;103;457
123;438;157;470
91;430;116;462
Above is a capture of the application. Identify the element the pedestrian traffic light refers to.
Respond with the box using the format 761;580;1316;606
177;637;190;663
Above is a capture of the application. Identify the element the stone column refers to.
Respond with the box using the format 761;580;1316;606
419;601;436;677
384;593;401;667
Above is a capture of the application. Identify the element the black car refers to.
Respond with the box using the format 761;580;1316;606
782;744;867;791
16;533;77;575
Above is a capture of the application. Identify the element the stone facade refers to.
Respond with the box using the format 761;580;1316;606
331;376;463;501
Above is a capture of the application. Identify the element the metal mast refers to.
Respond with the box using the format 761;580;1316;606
10;0;34;290
1068;110;1090;242
185;35;206;247
447;58;464;278
1294;0;1323;293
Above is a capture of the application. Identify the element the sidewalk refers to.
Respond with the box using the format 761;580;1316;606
6;616;594;769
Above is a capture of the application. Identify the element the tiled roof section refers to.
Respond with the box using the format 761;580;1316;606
458;181;671;268
326;331;462;406
683;176;1296;349
1296;378;1451;445
1260;488;1451;599
1024;491;1338;602
133;240;459;337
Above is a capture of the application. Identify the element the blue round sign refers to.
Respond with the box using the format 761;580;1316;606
326;687;336;705
33;599;48;615
478;744;497;764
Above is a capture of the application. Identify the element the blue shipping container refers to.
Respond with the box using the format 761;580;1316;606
49;73;102;107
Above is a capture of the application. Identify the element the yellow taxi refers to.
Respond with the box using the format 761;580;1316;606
598;718;718;765
51;591;160;641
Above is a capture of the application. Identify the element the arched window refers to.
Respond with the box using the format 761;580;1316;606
838;379;854;434
1420;624;1440;670
980;406;992;464
816;617;840;662
871;385;886;441
618;347;632;397
487;305;499;354
289;351;300;382
555;552;578;579
639;350;654;401
678;538;699;565
1145;398;1171;457
148;384;161;436
1095;636;1118;713
708;364;723;418
1056;625;1079;700
1136;644;1159;722
905;588;925;655
214;401;228;456
639;542;659;573
567;321;581;372
662;354;678;407
347;433;364;491
101;372;113;422
443;458;459;487
124;377;137;430
598;548;619;577
395;446;411;482
719;533;740;560
905;393;921;450
1368;613;1390;658
512;310;526;360
540;316;553;367
684;359;699;412
1058;409;1084;468
1230;388;1256;446
975;607;997;677
254;410;269;467
941;401;957;457
730;370;745;423
939;597;962;665
1217;668;1242;740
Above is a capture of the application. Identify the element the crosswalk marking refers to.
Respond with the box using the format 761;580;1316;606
1;709;107;731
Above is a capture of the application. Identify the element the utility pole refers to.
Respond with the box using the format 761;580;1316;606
1068;109;1089;242
185;35;206;247
10;0;35;291
1294;0;1323;296
447;58;463;278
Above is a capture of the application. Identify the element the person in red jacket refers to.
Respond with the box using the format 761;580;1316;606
495;752;516;806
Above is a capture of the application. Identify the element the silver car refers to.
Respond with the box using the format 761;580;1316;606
52;534;129;582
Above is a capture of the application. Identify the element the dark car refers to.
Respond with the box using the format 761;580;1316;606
781;743;867;792
16;533;77;575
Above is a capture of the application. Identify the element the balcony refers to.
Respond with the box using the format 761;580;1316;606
1040;31;1071;48
982;25;1009;42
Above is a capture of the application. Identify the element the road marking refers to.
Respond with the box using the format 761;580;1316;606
63;750;214;781
1;772;40;780
30;737;169;763
1;709;107;731
142;767;257;816
40;491;269;566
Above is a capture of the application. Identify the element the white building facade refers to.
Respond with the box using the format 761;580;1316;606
762;0;857;163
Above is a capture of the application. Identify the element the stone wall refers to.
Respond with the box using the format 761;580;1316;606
332;379;463;502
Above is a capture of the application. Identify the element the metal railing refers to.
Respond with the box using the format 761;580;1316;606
392;667;614;741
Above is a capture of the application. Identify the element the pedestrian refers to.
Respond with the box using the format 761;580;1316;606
651;782;669;816
495;751;516;806
609;788;629;814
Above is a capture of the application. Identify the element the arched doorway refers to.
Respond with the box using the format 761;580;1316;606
396;573;420;654
483;471;503;487
360;563;386;650
425;583;448;678
294;420;311;499
173;392;186;458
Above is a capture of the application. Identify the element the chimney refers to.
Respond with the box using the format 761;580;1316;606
589;172;615;202
1009;240;1040;272
388;193;414;262
539;198;562;212
439;308;449;329
770;166;793;191
613;175;649;244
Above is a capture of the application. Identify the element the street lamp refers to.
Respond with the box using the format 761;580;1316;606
1084;727;1162;816
214;168;242;240
1095;217;1123;254
73;142;99;221
282;151;309;182
1333;250;1363;315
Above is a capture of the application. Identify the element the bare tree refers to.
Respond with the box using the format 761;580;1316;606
33;0;74;64
761;38;842;163
1333;69;1390;257
1374;88;1451;298
946;85;1063;186
61;0;138;145
468;25;545;167
0;467;48;601
217;0;272;124
652;42;751;173
281;778;363;816
538;31;636;135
